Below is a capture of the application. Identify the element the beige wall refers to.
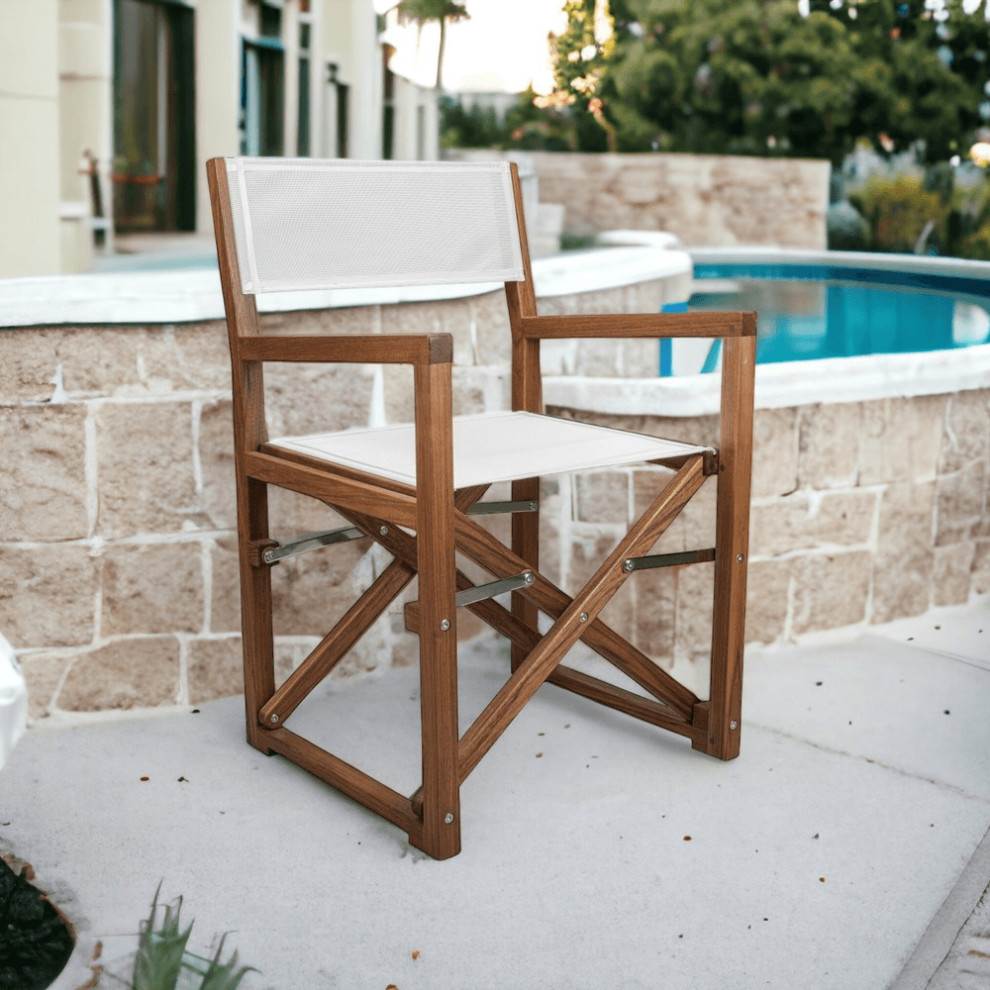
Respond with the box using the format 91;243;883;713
0;0;62;277
58;0;112;271
194;0;242;234
391;76;439;161
321;0;384;159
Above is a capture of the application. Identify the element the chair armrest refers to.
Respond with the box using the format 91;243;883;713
237;333;452;365
520;311;755;340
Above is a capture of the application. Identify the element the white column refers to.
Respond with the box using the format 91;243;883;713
0;0;62;276
195;0;242;234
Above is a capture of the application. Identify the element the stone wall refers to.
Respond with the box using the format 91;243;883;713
0;277;672;722
448;150;830;249
3;287;987;723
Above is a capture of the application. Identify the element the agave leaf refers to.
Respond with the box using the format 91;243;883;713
133;888;193;990
197;935;257;990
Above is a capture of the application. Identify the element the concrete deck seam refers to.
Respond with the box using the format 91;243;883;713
748;721;990;805
886;825;990;990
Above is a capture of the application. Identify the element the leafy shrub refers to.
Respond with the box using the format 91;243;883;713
130;887;253;990
827;200;870;251
850;175;950;253
960;222;990;260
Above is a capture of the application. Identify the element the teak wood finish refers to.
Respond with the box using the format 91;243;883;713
207;157;756;859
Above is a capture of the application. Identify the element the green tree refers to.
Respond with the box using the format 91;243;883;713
396;0;470;91
539;0;990;164
549;0;619;150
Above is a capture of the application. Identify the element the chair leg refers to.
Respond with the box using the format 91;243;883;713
409;361;461;859
694;335;753;760
238;478;276;754
510;476;540;672
693;539;746;760
412;616;461;859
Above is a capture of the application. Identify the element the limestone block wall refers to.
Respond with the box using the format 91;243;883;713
0;276;672;722
447;150;830;250
3;286;987;723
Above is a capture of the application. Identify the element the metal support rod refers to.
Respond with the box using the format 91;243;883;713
261;526;366;565
622;548;716;572
466;500;539;516
455;571;535;608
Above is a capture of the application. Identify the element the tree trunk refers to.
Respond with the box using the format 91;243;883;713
436;16;446;91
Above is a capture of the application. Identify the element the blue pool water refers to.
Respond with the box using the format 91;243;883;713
683;262;990;372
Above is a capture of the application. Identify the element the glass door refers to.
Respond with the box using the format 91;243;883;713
113;0;195;231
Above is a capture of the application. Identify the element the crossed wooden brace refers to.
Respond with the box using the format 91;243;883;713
249;451;712;848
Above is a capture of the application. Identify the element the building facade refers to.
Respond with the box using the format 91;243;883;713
0;0;439;278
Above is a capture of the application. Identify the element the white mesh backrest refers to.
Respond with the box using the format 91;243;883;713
224;157;525;293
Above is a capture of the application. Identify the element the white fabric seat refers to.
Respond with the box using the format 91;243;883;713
268;411;707;489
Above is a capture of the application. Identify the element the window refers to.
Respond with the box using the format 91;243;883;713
240;39;285;156
113;0;196;231
297;4;313;155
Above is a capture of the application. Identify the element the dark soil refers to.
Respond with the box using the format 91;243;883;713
0;857;75;990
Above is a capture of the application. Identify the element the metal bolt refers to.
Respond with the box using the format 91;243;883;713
443;812;455;825
579;612;589;623
736;553;745;562
523;571;534;585
440;619;451;631
623;559;634;572
730;720;738;730
379;525;389;536
270;713;280;724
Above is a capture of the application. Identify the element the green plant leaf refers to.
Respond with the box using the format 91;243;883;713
197;934;257;990
133;887;193;990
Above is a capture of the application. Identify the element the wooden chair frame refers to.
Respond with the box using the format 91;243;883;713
207;157;756;860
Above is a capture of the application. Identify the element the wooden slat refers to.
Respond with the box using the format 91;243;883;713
341;486;489;560
239;333;452;365
456;455;707;784
453;501;701;720
207;158;262;344
207;158;275;754
267;726;422;841
504;162;538;342
434;588;694;736
260;444;417;499
696;331;756;760
547;665;698;741
506;177;543;672
259;557;416;727
244;451;419;528
520;311;757;339
411;360;461;859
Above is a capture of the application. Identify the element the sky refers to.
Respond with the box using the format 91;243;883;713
377;0;569;94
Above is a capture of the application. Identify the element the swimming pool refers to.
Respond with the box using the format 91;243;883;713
684;260;990;372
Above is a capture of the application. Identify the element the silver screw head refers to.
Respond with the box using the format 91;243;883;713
623;560;634;572
443;812;455;824
730;720;738;730
379;525;389;536
270;713;280;724
736;553;745;562
440;619;451;631
579;612;589;623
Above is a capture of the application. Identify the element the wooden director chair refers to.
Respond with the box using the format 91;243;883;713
207;157;756;860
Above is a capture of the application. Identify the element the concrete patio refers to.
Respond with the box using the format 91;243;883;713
2;597;988;990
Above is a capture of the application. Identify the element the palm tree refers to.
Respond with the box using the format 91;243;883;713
395;0;470;91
